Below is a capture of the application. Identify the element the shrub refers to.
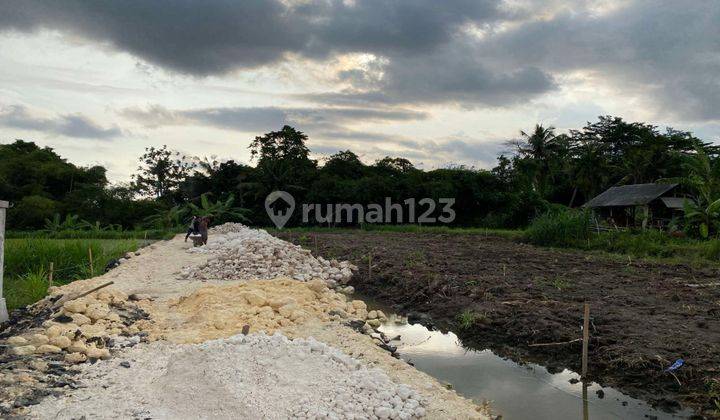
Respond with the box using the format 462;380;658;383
524;209;591;247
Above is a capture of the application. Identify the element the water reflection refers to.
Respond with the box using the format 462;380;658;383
378;316;692;420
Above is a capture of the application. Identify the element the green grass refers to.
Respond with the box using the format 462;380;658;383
269;224;523;239
524;210;720;266
3;238;142;310
456;310;478;329
524;209;591;247
6;228;178;240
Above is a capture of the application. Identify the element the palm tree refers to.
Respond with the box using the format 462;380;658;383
510;124;558;196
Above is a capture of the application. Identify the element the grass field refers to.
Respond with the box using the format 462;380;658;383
3;238;142;310
6;229;177;240
268;224;523;239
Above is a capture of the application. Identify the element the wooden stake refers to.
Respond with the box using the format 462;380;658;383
314;234;318;254
582;303;590;378
52;281;114;309
88;247;94;277
48;262;54;287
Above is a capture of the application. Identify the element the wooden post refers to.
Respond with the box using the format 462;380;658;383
582;303;590;378
88;247;94;277
48;262;54;288
0;200;8;322
314;234;318;255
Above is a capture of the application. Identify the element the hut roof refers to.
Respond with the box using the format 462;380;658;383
584;183;677;208
660;197;690;210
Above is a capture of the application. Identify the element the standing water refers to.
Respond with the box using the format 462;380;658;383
374;313;692;419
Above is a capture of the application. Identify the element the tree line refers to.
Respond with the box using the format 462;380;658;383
2;116;718;232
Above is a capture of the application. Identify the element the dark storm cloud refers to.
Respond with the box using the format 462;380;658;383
0;105;121;139
1;1;719;120
0;0;552;107
0;0;305;75
120;105;427;133
0;0;503;74
478;0;720;120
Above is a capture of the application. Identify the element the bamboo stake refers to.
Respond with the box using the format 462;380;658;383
53;281;114;309
48;262;54;287
582;303;590;378
88;247;94;277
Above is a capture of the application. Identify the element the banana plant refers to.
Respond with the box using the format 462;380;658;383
143;205;187;230
43;214;90;232
683;198;720;238
186;193;250;223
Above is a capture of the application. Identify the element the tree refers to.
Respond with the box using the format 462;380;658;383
133;145;194;199
322;150;365;179
667;149;720;237
248;125;317;194
510;124;564;196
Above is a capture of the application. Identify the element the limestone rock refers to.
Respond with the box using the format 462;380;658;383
11;345;36;356
64;352;88;364
28;334;49;346
63;300;87;314
6;336;28;346
49;335;72;349
36;344;62;354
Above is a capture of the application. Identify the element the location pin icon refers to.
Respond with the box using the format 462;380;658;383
265;190;295;229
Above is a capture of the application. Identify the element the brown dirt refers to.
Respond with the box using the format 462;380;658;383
276;231;720;417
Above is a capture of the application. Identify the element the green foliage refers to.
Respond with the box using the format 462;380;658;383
4;270;49;311
10;195;58;228
456;310;479;330
548;276;570;291
186;193;250;224
3;238;140;309
133;145;195;199
6;229;176;240
43;213;90;232
143;205;187;230
525;209;591;247
4;116;720;234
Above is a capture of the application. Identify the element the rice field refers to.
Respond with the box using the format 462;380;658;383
3;238;142;310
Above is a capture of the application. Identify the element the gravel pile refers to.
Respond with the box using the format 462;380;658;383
182;223;357;289
149;278;386;343
29;332;427;419
3;287;149;364
0;286;150;416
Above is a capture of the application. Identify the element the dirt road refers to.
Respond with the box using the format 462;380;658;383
276;231;720;417
2;231;489;419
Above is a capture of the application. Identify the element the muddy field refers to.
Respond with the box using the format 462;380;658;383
276;231;720;417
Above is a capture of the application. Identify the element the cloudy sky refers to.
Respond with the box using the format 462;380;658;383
0;0;718;181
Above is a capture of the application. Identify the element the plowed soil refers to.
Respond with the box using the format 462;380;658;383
276;231;720;417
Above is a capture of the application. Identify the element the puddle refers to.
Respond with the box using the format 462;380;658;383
374;313;693;419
